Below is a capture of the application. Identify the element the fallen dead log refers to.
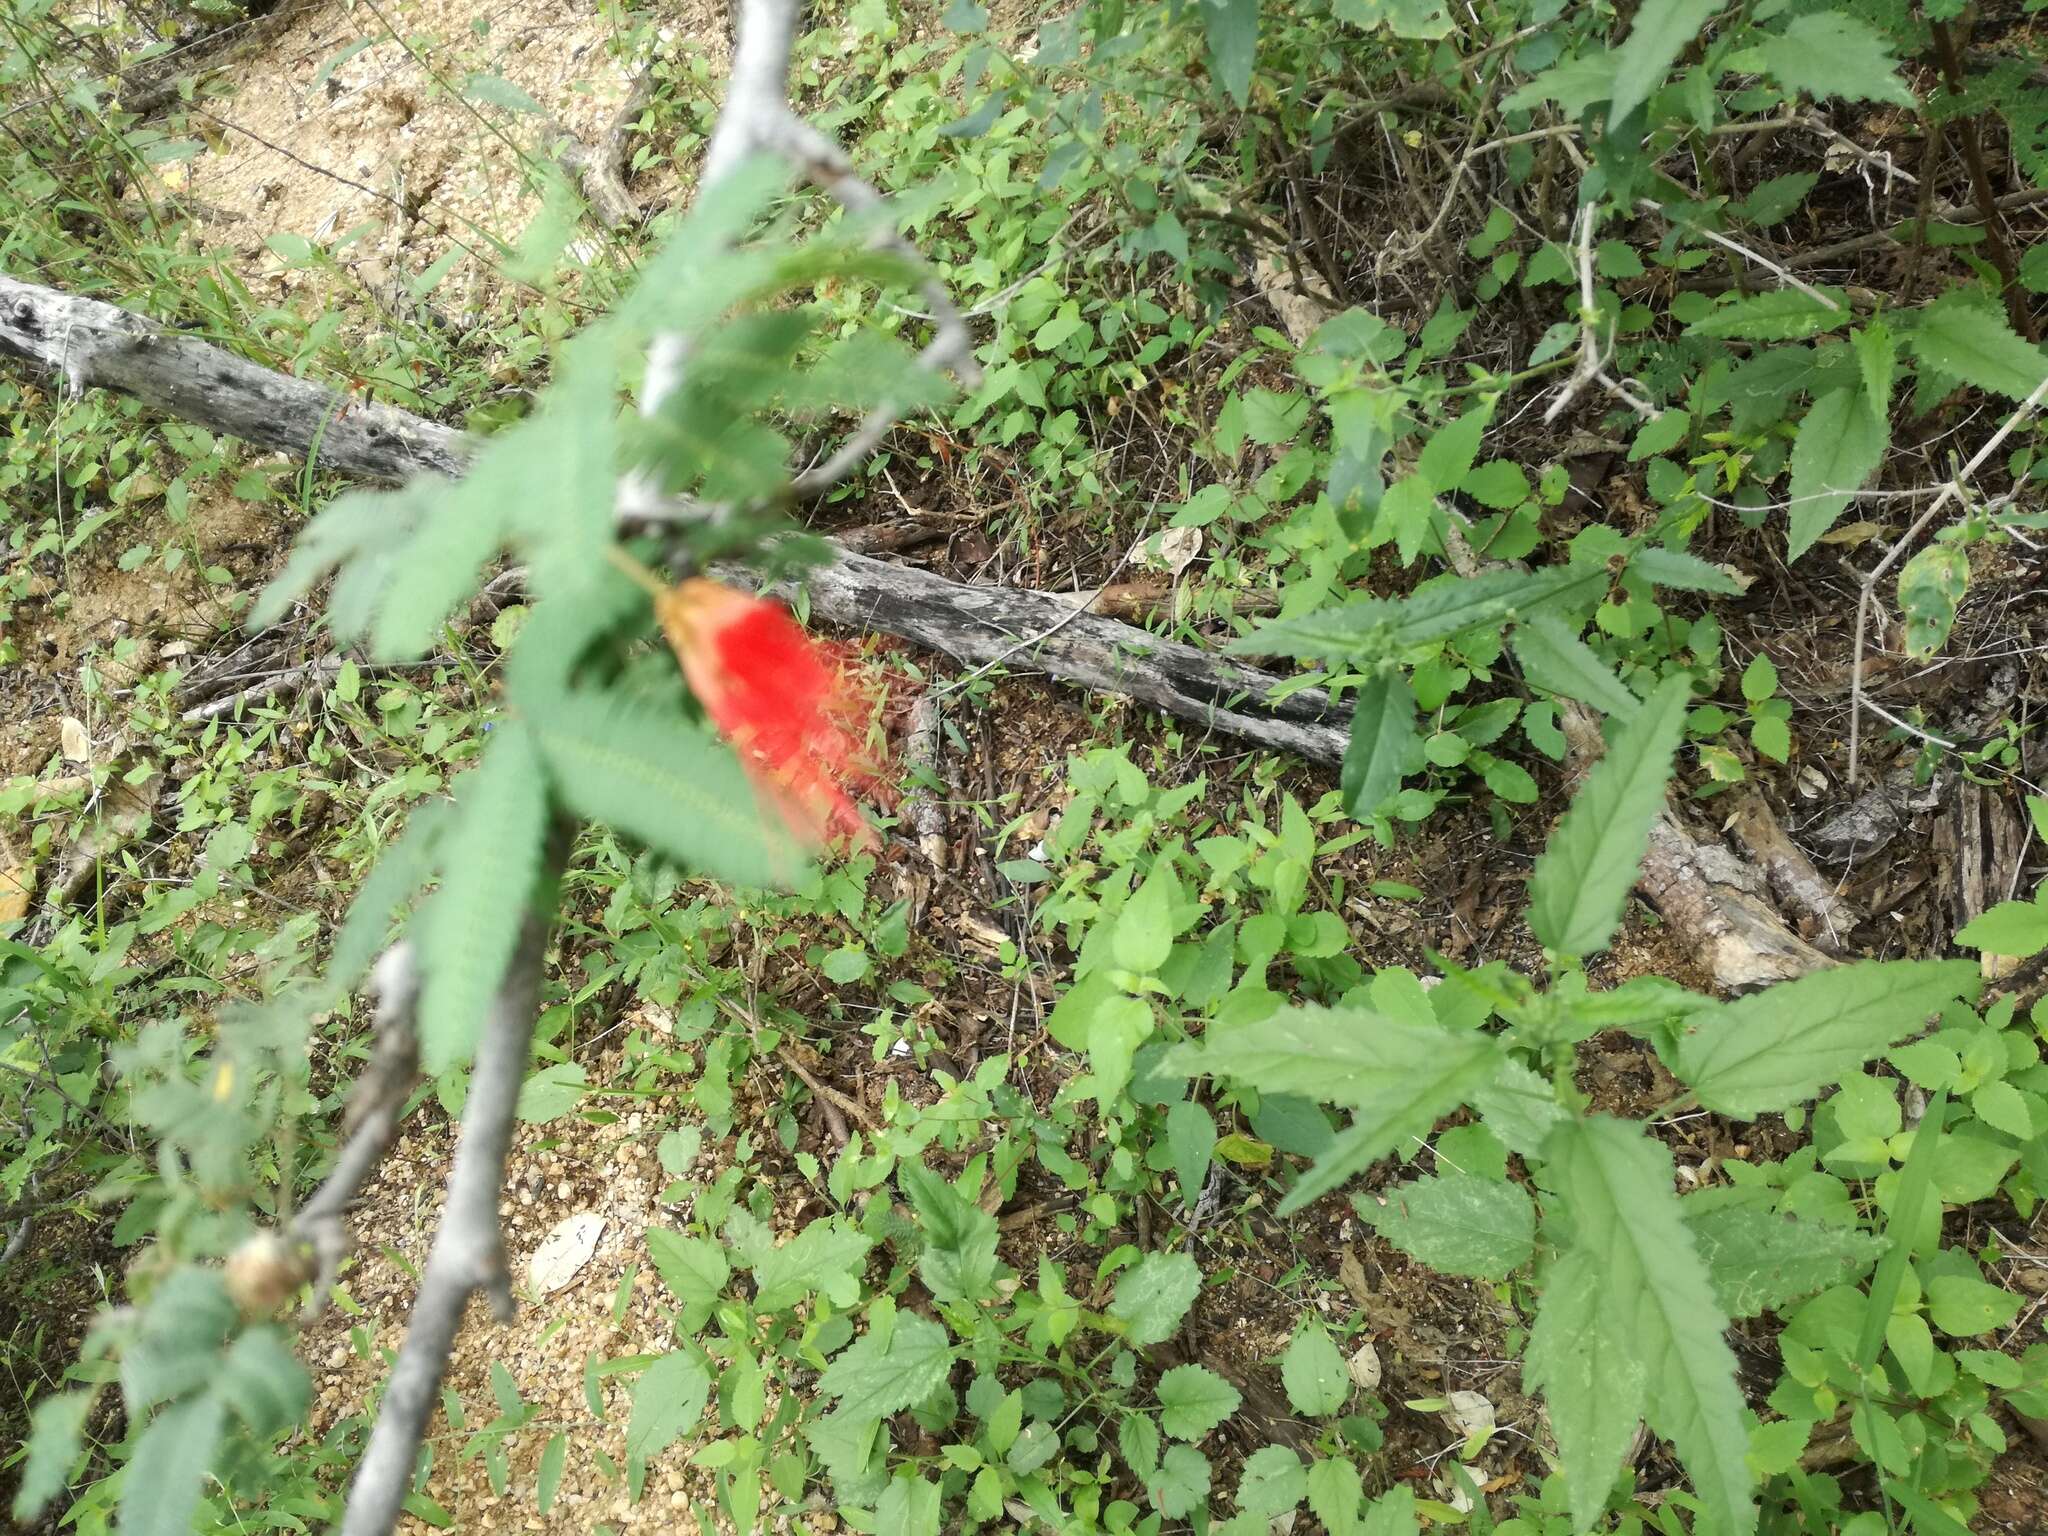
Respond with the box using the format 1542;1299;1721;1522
0;270;1348;764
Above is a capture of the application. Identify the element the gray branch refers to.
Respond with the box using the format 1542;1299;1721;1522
339;896;554;1536
0;274;1341;761
0;275;469;483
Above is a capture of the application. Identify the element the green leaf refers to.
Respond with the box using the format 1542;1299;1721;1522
411;723;551;1074
536;1432;566;1513
1741;652;1778;703
1111;1252;1202;1345
1150;1443;1212;1518
216;1328;309;1437
1526;1250;1648;1533
1528;674;1691;958
1115;868;1178;972
1238;1444;1308;1515
1512;615;1640;719
647;1230;730;1329
1786;387;1887;560
326;798;450;992
1684;1206;1887;1318
1927;1273;2024;1336
1684;288;1851;341
1462;459;1530;508
899;1162;999;1305
746;1218;872;1312
515;1061;587;1122
1418;410;1487;493
1676;960;1978;1116
1357;1170;1535;1280
627;1352;711;1465
1164;1006;1492;1109
463;72;543;113
1609;0;1719;127
1341;671;1418;817
1912;294;2048;400
1307;1456;1366;1534
818;1312;955;1421
1202;0;1259;106
120;1395;226;1536
1167;1100;1218;1211
1531;1117;1754;1536
1630;547;1744;594
1362;1486;1422;1536
1157;1363;1242;1439
1955;899;2048;956
1898;543;1969;659
1231;565;1602;662
1756;11;1916;107
534;691;798;889
1852;322;1897;427
1280;1323;1351;1416
13;1390;94;1522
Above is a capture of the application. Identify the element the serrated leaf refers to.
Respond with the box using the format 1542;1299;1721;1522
1358;1170;1535;1279
534;690;797;888
1684;1206;1887;1318
1853;323;1896;427
1307;1455;1366;1533
1954;898;2048;957
1342;671;1418;816
1157;1363;1241;1439
900;1161;999;1305
1163;1006;1494;1109
1609;0;1720;127
1110;1251;1202;1345
411;723;550;1073
1150;1443;1212;1518
1119;1410;1161;1477
1526;1250;1647;1533
1231;565;1602;662
1913;295;2048;401
1280;1323;1352;1416
1528;673;1691;958
646;1229;729;1329
1786;387;1888;560
626;1352;711;1465
818;1313;955;1421
1513;615;1641;719
1684;288;1851;341
1757;11;1916;107
747;1219;872;1311
1630;547;1744;594
120;1396;226;1536
1676;959;1978;1116
1534;1117;1754;1536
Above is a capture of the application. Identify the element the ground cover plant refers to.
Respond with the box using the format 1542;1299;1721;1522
3;0;2048;1532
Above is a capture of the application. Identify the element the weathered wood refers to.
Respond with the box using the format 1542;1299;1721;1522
0;274;470;483
0;270;1347;764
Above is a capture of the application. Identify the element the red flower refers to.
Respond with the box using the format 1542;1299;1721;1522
655;578;882;853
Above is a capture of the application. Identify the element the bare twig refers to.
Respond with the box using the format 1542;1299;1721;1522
1637;197;1841;309
180;657;343;723
1848;372;2048;782
339;897;553;1536
1544;206;1659;426
287;944;422;1308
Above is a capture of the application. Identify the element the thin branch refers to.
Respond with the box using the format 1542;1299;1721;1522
1849;372;2048;781
339;890;555;1536
1637;197;1841;309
